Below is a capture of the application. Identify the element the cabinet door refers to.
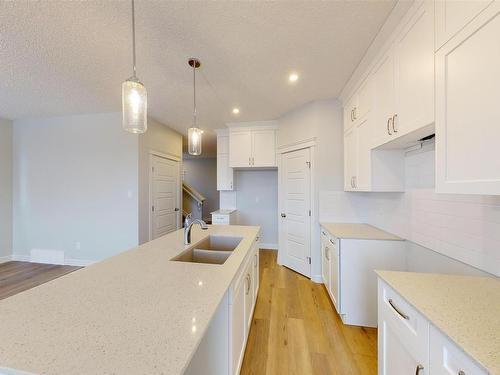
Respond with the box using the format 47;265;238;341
328;238;340;313
355;117;372;191
217;153;233;191
436;2;500;194
251;129;276;167
244;259;254;332
321;233;330;288
344;127;357;191
230;272;246;375
394;1;434;138
252;244;259;299
356;77;373;121
372;48;396;147
378;280;429;375
435;0;493;50
229;131;252;168
343;97;357;131
429;325;487;375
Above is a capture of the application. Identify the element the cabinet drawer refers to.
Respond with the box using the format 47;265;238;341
379;280;429;362
212;214;230;225
430;325;487;375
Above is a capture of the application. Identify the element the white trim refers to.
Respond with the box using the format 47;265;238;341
259;243;278;250
0;255;12;264
7;254;93;267
311;275;323;284
11;254;30;262
277;137;317;154
226;120;278;130
149;149;181;162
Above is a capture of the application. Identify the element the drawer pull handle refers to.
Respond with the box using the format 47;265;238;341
458;371;465;375
388;298;409;320
415;364;424;375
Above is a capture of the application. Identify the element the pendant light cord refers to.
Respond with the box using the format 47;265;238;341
193;62;197;127
131;0;137;78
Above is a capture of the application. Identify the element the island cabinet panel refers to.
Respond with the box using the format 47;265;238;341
229;236;259;375
436;1;500;195
184;292;230;375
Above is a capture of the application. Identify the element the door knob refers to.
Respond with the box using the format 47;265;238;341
174;208;180;212
281;213;286;218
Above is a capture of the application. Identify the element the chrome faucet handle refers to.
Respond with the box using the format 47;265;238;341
184;213;193;228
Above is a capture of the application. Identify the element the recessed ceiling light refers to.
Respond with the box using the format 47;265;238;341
289;73;299;83
232;108;240;114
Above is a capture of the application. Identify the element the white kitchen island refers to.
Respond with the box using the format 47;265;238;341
0;225;260;375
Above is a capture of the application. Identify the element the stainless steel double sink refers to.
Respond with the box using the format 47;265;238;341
170;235;243;265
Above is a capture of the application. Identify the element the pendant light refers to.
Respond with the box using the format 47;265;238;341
122;0;147;134
188;58;203;156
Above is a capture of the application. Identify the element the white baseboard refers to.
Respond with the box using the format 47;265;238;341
311;274;323;284
259;243;278;250
10;254;93;267
0;255;13;264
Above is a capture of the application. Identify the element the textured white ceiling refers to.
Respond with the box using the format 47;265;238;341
0;0;396;154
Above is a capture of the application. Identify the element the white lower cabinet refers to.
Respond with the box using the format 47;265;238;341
229;238;259;375
320;226;406;327
378;279;487;375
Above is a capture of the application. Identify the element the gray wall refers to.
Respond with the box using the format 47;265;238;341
0;118;13;260
13;113;139;262
182;157;219;221
138;117;183;244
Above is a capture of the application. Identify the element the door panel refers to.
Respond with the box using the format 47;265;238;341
279;148;311;277
151;156;180;240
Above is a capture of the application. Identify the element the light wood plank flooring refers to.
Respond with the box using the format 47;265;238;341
0;261;81;300
240;249;377;375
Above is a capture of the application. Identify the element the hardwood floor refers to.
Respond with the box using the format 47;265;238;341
240;250;378;375
0;261;81;300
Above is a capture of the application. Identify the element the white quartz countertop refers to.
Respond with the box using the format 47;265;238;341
376;271;500;374
320;222;403;241
211;209;236;215
0;225;260;375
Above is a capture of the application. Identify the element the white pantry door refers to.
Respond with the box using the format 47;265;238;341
150;155;180;240
279;148;311;277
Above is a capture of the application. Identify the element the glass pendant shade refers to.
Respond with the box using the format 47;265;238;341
188;127;203;156
122;78;147;134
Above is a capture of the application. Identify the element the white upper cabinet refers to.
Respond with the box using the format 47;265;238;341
344;126;357;191
216;130;234;191
394;0;434;138
251;129;277;167
372;48;396;147
343;77;373;132
436;1;500;194
229;130;253;168
229;125;277;168
435;0;493;50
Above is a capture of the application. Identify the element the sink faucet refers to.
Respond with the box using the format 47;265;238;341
184;213;208;245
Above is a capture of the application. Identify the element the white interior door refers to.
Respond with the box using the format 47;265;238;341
150;155;180;240
279;148;311;277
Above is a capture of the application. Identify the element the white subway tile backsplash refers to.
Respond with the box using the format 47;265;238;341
320;147;500;276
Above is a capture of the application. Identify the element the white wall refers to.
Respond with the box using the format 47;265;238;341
13;113;139;263
278;99;344;279
320;141;500;276
234;170;278;248
0;118;13;260
182;157;219;221
138;117;183;244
